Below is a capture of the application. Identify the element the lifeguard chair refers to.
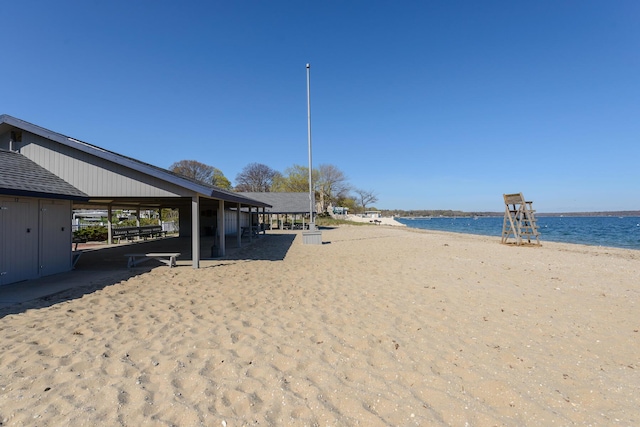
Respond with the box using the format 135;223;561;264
501;193;540;245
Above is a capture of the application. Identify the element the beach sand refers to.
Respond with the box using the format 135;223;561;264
1;226;638;426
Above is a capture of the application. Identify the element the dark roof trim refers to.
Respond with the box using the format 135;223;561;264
0;114;270;208
0;188;89;201
0;149;89;201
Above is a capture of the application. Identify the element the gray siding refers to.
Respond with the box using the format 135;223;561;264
0;197;38;285
19;132;190;198
0;130;10;150
39;199;72;276
224;210;251;235
0;197;74;285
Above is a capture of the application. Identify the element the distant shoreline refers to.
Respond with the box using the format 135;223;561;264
395;215;640;250
390;210;640;218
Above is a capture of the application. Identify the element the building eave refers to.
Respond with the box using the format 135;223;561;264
0;114;270;208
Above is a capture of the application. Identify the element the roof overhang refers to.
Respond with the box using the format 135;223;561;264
0;114;270;209
0;188;89;202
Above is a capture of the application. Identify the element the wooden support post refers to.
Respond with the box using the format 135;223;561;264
236;203;242;248
192;196;200;268
217;199;225;257
107;204;113;245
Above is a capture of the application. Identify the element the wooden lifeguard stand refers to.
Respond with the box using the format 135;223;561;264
501;193;540;245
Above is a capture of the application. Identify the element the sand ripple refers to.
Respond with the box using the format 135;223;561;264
1;226;639;426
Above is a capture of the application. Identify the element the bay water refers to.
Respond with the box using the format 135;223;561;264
395;216;640;250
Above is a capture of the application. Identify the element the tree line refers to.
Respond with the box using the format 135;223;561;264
169;160;378;214
381;209;497;218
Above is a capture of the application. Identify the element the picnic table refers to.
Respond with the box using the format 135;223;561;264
125;252;180;268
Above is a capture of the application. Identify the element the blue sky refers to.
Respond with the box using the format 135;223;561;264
3;1;639;212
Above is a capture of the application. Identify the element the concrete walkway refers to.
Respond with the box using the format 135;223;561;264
0;269;135;311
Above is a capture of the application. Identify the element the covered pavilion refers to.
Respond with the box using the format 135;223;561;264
239;192;315;229
0;114;270;280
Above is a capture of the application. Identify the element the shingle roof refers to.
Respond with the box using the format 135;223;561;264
0;149;89;200
239;192;314;214
0;114;270;208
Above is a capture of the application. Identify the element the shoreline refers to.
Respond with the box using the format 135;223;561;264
396;216;640;252
398;224;640;260
344;214;406;226
1;225;638;425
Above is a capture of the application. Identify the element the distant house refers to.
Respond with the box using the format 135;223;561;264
0;114;270;283
332;206;349;215
0;149;89;285
239;192;315;229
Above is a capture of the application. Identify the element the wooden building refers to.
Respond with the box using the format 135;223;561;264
239;192;315;229
0;149;89;285
0;114;270;283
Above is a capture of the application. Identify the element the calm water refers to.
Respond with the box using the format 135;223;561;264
395;216;640;250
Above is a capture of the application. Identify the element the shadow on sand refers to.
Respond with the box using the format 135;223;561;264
0;268;151;318
218;233;296;262
0;232;297;317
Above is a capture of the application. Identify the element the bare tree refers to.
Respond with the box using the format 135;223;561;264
317;164;350;213
354;188;378;213
235;163;279;192
169;160;232;189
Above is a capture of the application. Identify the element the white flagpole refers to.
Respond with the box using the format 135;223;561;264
306;63;314;230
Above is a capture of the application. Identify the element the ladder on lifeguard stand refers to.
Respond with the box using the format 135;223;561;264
501;193;540;245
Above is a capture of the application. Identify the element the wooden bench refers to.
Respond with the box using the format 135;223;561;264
139;225;165;239
113;226;166;242
72;250;83;268
241;226;261;237
72;236;87;250
113;226;138;242
125;253;180;268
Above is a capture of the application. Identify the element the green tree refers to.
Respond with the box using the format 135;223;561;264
272;164;352;214
272;164;319;193
169;160;232;190
212;169;232;190
337;196;357;213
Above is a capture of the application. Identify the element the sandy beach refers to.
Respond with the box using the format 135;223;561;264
1;225;638;426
